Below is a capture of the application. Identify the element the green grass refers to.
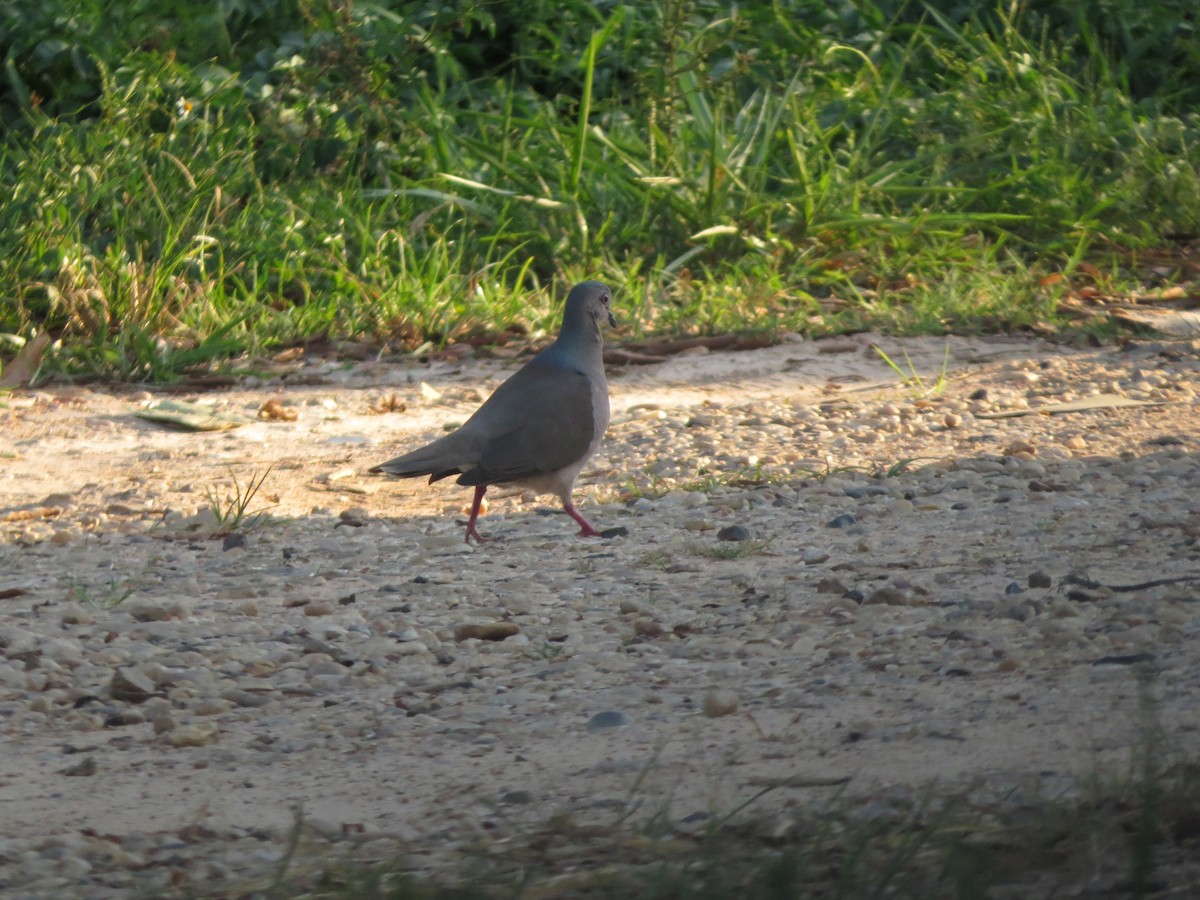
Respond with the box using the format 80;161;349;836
2;1;1199;382
203;466;277;534
874;342;952;400
65;575;134;610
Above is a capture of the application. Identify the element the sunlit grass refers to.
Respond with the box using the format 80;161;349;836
2;1;1198;382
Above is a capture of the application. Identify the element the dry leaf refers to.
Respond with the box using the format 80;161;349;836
0;333;52;388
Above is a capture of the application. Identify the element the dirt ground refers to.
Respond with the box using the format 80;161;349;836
1;331;1198;895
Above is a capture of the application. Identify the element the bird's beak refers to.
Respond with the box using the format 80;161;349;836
607;310;617;328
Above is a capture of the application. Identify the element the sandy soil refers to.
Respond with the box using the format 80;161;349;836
0;332;1198;895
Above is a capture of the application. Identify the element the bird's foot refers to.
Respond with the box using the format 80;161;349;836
564;502;601;537
465;525;495;545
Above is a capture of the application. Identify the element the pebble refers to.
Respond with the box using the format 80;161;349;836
1028;571;1053;589
844;484;889;499
125;600;173;623
304;602;336;617
717;525;752;541
702;689;739;717
110;667;157;703
586;710;631;732
222;533;247;551
453;623;520;642
164;723;220;747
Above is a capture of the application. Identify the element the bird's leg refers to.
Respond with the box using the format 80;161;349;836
563;501;601;538
464;485;493;544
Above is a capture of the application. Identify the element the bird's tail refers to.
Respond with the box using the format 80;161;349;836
369;433;465;483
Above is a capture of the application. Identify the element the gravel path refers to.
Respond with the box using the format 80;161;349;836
1;333;1198;896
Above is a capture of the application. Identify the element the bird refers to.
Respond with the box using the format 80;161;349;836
370;280;616;544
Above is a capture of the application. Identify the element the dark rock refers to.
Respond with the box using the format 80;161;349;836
222;533;247;551
845;485;889;499
586;710;630;732
453;623;520;642
109;667;157;704
1028;571;1052;589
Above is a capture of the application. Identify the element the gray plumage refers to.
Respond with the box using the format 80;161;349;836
370;281;615;543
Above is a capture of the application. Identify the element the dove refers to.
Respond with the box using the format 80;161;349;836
370;281;616;544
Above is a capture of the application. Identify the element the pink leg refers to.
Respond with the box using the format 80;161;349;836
464;485;493;544
564;501;601;538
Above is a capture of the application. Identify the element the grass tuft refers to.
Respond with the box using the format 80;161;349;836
203;466;276;535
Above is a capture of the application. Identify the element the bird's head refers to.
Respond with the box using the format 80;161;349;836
566;280;616;332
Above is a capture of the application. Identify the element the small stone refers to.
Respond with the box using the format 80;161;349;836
41;638;84;668
338;508;370;527
59;604;96;626
222;533;247;551
102;706;145;726
221;689;272;709
126;600;170;623
816;577;848;594
828;513;857;529
803;548;830;565
60;756;98;777
1004;582;1024;595
703;689;739;718
866;587;908;606
1028;571;1053;589
164;722;220;747
191;697;234;716
684;518;715;532
717;525;751;542
110;667;157;704
943;413;962;428
454;623;520;642
844;485;888;499
304;603;336;617
633;618;663;638
1005;604;1032;622
586;710;630;732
